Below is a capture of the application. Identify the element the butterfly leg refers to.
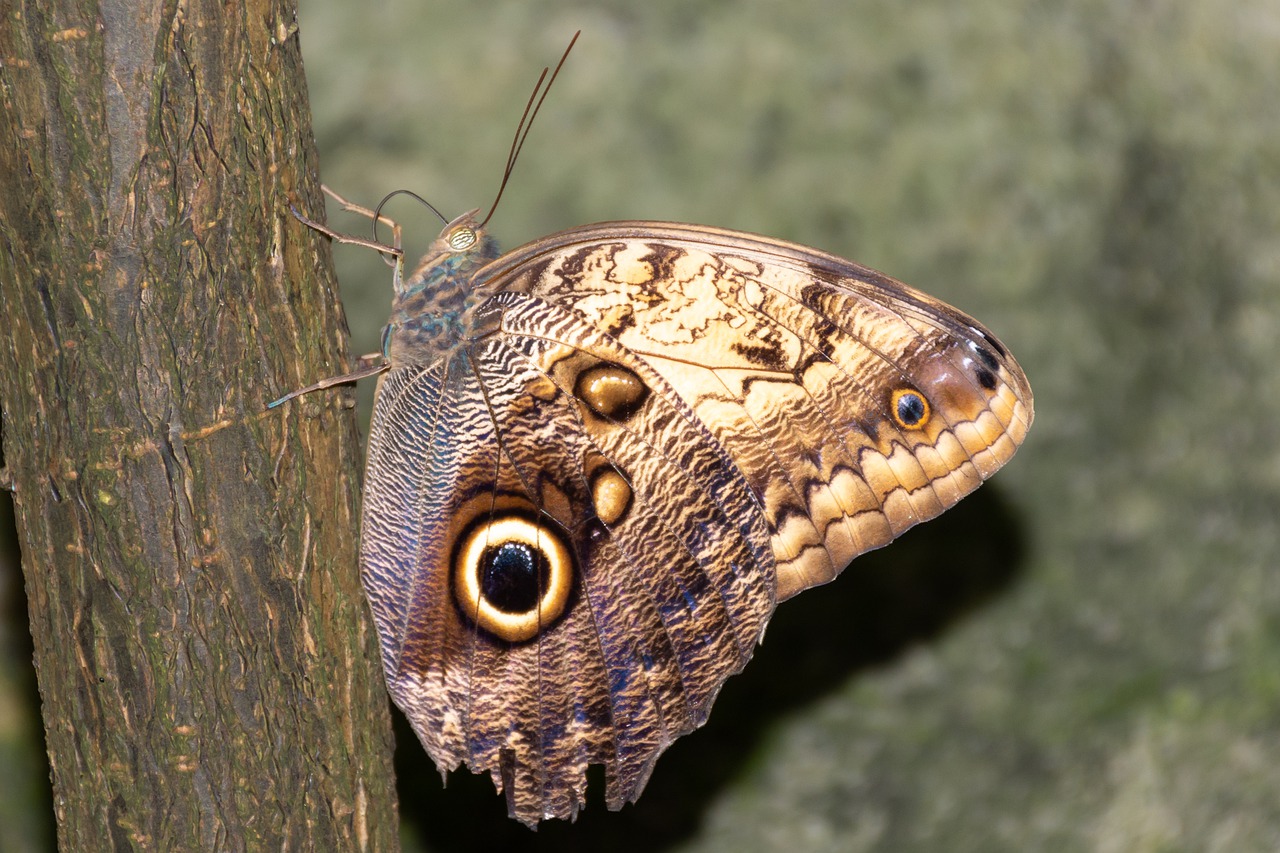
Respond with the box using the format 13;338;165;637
273;187;408;410
292;184;412;294
289;186;404;260
267;356;389;409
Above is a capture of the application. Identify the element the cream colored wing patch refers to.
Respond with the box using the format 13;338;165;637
479;224;1033;601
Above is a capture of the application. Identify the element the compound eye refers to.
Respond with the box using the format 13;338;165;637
447;226;478;251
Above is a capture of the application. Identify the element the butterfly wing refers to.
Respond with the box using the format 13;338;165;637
359;222;1033;825
476;222;1034;599
360;317;778;825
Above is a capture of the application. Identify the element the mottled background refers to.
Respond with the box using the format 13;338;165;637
3;1;1278;850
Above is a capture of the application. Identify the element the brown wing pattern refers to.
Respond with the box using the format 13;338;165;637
359;220;1032;826
477;223;1033;599
361;313;777;824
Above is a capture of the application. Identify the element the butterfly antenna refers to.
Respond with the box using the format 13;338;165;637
371;188;449;249
480;30;581;228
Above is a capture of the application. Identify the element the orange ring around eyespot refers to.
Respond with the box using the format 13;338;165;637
890;388;931;430
454;516;574;643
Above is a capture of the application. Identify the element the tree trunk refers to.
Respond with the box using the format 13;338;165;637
0;0;400;848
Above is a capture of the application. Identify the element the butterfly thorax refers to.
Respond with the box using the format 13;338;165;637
384;214;501;365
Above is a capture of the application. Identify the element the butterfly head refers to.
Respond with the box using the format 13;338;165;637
398;209;501;298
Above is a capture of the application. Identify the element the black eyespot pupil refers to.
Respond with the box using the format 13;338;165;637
976;367;998;390
481;541;547;613
897;392;926;425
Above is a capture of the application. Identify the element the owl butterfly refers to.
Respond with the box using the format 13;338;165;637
275;37;1032;828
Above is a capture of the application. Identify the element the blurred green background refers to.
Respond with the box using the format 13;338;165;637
3;1;1278;850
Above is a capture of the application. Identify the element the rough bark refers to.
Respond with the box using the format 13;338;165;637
0;0;400;848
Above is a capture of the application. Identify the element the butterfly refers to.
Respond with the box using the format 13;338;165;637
273;35;1033;828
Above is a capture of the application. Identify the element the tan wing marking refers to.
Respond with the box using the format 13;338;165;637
494;234;1032;601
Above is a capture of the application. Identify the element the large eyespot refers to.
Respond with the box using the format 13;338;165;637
890;388;931;430
447;226;478;251
453;514;575;643
575;364;649;420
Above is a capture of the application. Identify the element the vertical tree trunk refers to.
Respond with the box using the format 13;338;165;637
0;0;400;848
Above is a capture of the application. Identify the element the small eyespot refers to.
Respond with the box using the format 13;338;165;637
891;388;930;430
972;344;1001;373
575;363;649;420
590;467;633;525
447;227;478;251
965;342;1000;390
